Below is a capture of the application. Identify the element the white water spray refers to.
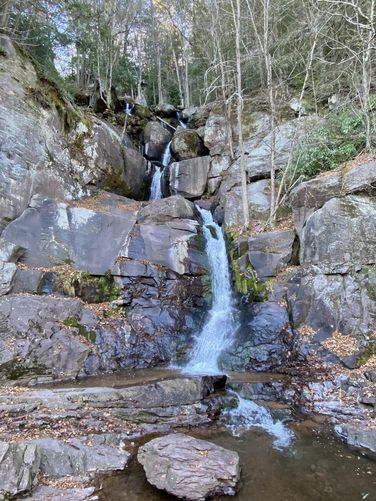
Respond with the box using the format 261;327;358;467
149;141;171;201
125;103;134;116
226;392;294;450
184;207;239;374
177;111;187;128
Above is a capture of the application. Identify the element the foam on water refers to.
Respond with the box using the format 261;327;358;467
184;207;239;374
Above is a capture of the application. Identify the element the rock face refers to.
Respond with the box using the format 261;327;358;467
143;121;172;160
169;156;210;199
290;160;376;234
221;302;295;372
301;195;376;274
243;230;296;279
171;129;208;161
138;433;240;501
0;35;149;233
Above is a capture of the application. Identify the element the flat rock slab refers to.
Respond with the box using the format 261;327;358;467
138;433;240;501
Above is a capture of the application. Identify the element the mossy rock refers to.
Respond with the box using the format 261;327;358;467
63;316;97;343
57;270;121;303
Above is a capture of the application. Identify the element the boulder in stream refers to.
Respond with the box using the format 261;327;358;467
138;433;240;501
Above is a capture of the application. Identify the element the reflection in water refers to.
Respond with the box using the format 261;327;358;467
97;426;376;501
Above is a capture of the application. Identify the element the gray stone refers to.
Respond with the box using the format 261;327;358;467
123;146;148;198
222;179;271;227
138;195;195;223
0;261;16;295
286;267;376;366
144;121;172;160
221;302;294;372
245;230;296;279
1;194;139;274
9;268;43;294
171;129;208;161
204;113;228;154
335;424;376;454
290;160;376;234
169;156;210;199
301;195;376;273
138;433;240;501
24;486;97;501
0;441;40;497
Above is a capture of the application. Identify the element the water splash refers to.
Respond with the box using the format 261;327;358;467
149;166;163;200
226;392;294;450
177;111;187;128
184;207;239;374
162;141;172;167
125;103;134;116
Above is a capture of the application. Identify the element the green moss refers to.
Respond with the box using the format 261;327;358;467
356;342;376;367
4;358;47;380
226;227;269;300
57;270;121;303
63;316;97;343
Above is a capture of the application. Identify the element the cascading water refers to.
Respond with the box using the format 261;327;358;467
184;207;239;374
149;141;171;201
225;392;294;450
176;111;187;128
125;103;134;116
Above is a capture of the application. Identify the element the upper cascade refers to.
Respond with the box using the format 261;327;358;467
185;207;239;374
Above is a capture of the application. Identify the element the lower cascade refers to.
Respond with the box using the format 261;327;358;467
184;207;239;374
149;141;171;200
226;392;294;450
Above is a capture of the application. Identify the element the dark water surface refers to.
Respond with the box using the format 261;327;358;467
97;423;376;501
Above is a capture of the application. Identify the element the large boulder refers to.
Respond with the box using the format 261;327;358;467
169;156;210;199
171;129;208;161
138;433;240;501
0;193;140;274
138;195;195;223
290;160;376;234
204;113;228;155
221;179;272;227
0;261;16;296
301;195;376;274
143;121;172;160
243;230;296;279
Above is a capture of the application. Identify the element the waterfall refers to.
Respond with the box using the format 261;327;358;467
162;141;172;167
149;141;171;201
184;207;239;374
176;111;187;129
225;392;294;450
125;103;134;116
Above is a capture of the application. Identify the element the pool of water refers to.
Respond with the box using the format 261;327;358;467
96;423;376;501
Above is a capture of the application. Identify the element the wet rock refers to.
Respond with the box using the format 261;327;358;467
171;129;208;161
290;160;376;234
154;103;178;118
221;302;295;372
143;121;172;160
138;433;240;501
123;146;149;199
301;195;376;274
336;423;376;454
243;230;296;279
0;377;225;436
169;156;210;199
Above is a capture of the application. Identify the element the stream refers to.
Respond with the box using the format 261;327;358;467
97;424;376;501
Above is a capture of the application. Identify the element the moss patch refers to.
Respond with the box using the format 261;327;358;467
57;270;121;303
4;358;47;380
63;317;97;343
